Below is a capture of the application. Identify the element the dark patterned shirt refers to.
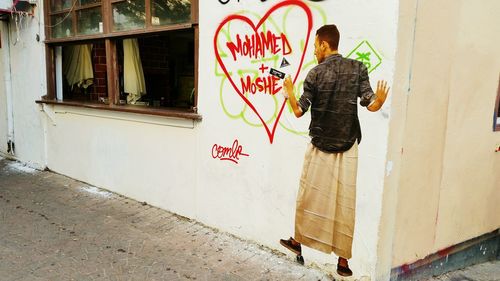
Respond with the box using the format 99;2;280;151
298;54;375;152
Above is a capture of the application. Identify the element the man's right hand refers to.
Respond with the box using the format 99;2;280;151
283;75;304;118
283;76;294;98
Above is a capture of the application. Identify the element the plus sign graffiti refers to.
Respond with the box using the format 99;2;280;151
347;40;382;73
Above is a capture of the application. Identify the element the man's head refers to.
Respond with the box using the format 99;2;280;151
314;24;340;63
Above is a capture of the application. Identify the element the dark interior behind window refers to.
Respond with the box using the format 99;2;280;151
117;30;194;108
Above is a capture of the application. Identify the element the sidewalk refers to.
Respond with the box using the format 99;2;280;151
1;157;498;281
0;158;331;281
424;260;499;281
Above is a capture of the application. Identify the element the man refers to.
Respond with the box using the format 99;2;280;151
279;24;389;277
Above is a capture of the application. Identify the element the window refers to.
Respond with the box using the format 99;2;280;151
495;76;500;131
56;40;108;102
49;0;104;38
116;31;195;108
41;0;199;118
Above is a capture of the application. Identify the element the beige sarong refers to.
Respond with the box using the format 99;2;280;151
294;142;358;259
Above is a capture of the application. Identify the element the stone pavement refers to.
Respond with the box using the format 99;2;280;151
424;260;500;281
0;158;332;281
1;157;498;281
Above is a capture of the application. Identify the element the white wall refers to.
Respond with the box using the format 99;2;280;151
43;105;200;219
197;0;398;277
2;0;399;279
0;8;46;167
389;0;500;267
0;22;9;155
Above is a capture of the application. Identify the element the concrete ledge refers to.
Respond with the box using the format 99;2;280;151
390;229;499;281
39;103;197;129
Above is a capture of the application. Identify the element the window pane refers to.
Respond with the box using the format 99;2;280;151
151;0;191;26
51;14;73;38
117;30;194;108
77;8;103;35
112;1;146;31
80;0;101;6
51;0;73;12
58;41;108;103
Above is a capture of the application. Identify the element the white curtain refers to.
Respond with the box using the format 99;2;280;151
63;44;94;89
123;38;146;104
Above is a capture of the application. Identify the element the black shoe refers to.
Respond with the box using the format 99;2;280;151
279;237;302;255
336;264;353;277
296;254;305;265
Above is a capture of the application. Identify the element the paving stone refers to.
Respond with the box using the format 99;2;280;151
0;158;332;281
3;158;497;281
424;260;500;281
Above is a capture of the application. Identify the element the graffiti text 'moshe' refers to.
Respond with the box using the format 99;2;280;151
240;75;281;96
226;31;292;61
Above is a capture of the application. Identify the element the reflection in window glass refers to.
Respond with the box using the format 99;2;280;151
80;0;101;6
51;0;73;12
112;1;146;31
77;8;103;35
151;0;191;26
51;14;73;38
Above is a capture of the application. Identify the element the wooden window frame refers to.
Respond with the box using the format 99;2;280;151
45;0;198;42
47;1;104;39
39;0;200;120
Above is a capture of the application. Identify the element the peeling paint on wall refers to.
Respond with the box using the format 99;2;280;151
385;160;393;177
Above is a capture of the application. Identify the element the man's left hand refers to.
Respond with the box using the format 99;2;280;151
368;80;390;112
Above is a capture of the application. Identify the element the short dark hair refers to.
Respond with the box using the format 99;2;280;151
316;24;340;50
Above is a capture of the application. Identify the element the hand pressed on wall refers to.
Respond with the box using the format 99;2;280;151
368;80;390;112
376;80;390;101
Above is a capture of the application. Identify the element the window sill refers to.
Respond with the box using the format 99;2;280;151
35;99;202;121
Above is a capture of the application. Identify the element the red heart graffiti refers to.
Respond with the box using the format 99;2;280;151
214;0;313;143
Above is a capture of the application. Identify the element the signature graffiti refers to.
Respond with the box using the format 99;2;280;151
212;139;250;164
214;0;313;143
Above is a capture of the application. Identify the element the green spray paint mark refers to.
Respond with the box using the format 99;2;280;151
346;40;383;74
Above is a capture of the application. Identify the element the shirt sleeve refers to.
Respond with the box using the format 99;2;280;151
297;70;315;113
358;63;376;107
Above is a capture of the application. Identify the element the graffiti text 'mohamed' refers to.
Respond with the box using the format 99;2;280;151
226;31;292;61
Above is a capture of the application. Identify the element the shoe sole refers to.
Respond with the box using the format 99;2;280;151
336;269;353;277
279;240;301;255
